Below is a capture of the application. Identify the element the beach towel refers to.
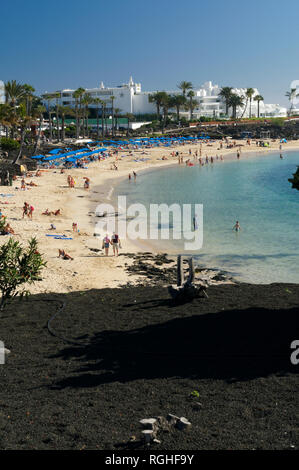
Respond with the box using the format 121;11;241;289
46;234;66;237
54;236;73;240
0;194;14;197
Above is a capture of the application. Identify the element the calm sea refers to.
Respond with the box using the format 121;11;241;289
115;151;299;284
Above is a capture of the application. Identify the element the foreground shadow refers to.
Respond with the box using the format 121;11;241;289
52;305;298;388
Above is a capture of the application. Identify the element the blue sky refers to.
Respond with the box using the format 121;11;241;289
1;0;299;106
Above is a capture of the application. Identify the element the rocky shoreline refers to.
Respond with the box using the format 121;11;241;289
121;252;235;288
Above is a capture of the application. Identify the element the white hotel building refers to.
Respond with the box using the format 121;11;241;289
43;77;287;119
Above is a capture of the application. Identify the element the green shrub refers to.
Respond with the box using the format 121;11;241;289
0;137;20;152
289;166;299;190
0;237;46;310
0;216;7;233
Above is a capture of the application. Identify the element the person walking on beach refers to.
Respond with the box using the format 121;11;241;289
102;234;111;256
22;202;29;218
111;232;121;256
133;171;137;181
28;204;34;219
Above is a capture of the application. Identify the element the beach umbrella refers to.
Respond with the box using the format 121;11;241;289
49;149;63;154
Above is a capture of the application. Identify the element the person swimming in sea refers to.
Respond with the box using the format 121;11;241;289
233;220;241;232
193;214;199;231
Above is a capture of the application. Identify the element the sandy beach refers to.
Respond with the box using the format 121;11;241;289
1;138;299;294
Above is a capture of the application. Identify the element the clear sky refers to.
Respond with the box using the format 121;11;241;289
1;0;299;106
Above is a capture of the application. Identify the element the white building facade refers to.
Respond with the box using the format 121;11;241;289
187;81;287;119
42;77;287;119
43;77;154;116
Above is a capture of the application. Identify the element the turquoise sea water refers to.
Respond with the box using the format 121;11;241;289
115;151;299;283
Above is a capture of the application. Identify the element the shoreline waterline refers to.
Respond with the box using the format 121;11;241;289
109;146;299;285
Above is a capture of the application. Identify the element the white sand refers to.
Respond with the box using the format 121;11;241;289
0;138;297;294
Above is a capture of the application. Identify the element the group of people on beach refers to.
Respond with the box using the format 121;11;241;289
128;171;137;181
67;175;90;189
22;202;34;219
102;232;121;256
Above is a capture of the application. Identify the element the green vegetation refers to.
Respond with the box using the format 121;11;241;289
0;237;46;311
289;166;299;191
0;137;20;152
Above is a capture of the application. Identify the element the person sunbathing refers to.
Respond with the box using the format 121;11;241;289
42;209;61;216
27;181;38;187
3;223;15;234
35;170;42;177
58;249;73;260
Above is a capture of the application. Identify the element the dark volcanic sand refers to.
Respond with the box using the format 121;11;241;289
0;283;298;450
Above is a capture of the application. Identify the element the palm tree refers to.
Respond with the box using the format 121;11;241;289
254;95;264;118
100;100;107;137
241;88;255;118
178;81;193;96
81;93;92;138
13;103;32;164
5;81;26;138
73;87;85;138
228;94;244;119
41;93;54;142
148;91;165;120
58;105;74;142
219;87;233;116
247;88;255;118
48;92;61;141
110;95;115;136
160;92;172;132
186;90;198;121
170;95;187;121
93;98;102;139
22;84;35;115
124;113;134;137
33;104;46;154
5;80;26;110
285;88;299;115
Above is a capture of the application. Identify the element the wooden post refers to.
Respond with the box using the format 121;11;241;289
168;256;208;303
177;255;184;286
187;257;195;285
